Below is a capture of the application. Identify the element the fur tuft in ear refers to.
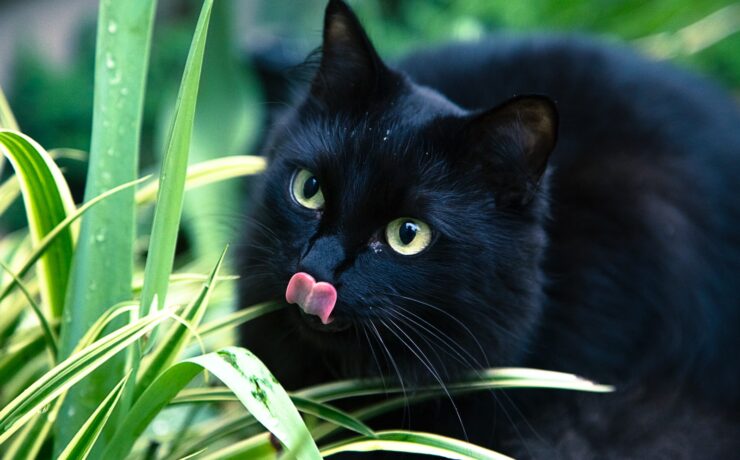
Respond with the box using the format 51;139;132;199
311;0;390;108
464;95;558;206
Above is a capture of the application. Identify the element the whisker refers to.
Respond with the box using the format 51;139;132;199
388;302;485;373
386;293;491;367
369;320;410;425
379;318;468;441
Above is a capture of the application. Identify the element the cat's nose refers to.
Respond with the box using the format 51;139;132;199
298;235;345;284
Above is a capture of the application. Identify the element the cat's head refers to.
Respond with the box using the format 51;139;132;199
238;0;557;386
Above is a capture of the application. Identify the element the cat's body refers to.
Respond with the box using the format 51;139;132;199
238;2;740;457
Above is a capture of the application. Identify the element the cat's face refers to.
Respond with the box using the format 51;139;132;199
238;0;557;386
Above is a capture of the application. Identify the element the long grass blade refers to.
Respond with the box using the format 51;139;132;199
135;155;266;205
0;177;148;306
104;346;322;460
135;248;226;397
139;0;214;316
0;329;50;388
197;432;276;460
55;0;158;451
291;395;375;438
0;130;76;318
57;373;130;460
0;307;174;445
196;301;282;338
0;260;58;359
2;401;60;460
0;84;19;131
0;175;20;217
320;430;513;460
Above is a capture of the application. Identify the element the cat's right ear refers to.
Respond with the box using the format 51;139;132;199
463;95;558;206
310;0;389;108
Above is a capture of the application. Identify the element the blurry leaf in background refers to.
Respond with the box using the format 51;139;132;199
185;0;263;261
54;0;157;453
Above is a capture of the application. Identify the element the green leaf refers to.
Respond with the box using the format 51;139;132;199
0;83;19;131
170;392;374;442
320;430;513;460
198;432;277;460
0;306;175;445
165;413;259;460
0;130;76;318
184;0;263;259
196;301;283;338
55;0;157;451
134;155;266;205
135;248;226;397
57;373;130;460
0;259;58;360
104;347;321;460
298;368;613;402
132;272;239;295
0;175;20;217
139;0;214;316
291;395;376;438
0;328;50;388
2;402;59;460
0;177;148;307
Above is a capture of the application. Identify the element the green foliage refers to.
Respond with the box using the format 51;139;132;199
0;1;620;459
0;131;76;317
55;0;157;450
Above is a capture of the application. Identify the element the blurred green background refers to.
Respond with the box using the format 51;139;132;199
1;0;739;236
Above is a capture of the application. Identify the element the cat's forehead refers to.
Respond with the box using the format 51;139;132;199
282;116;467;232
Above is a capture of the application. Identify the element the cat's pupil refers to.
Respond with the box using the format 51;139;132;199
399;221;419;245
302;176;319;199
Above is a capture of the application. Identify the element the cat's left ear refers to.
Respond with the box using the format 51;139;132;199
311;0;390;107
464;95;558;205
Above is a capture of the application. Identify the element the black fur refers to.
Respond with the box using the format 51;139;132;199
238;1;740;457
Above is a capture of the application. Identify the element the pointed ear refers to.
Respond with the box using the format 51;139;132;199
311;0;388;106
464;95;558;206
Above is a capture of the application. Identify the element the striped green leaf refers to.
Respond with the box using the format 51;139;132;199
0;307;175;445
0;175;20;217
320;430;513;459
0;84;18;131
164;413;259;460
104;347;322;460
0;260;58;360
2;401;59;460
57;373;130;460
134;155;266;205
0;130;76;318
0;328;50;388
196;301;282;338
291;395;376;438
135;248;226;397
0;177;148;307
197;432;276;460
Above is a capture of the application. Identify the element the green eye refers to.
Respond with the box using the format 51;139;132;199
385;218;432;255
291;169;325;209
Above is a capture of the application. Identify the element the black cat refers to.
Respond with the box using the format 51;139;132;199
238;1;740;457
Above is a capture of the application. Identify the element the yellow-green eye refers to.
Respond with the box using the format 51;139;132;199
291;169;325;209
385;218;432;255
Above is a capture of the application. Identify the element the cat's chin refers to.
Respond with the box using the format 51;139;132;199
299;310;352;333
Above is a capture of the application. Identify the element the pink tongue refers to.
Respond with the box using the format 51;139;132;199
285;272;337;325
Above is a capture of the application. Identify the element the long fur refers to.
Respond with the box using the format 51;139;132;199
237;2;740;457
